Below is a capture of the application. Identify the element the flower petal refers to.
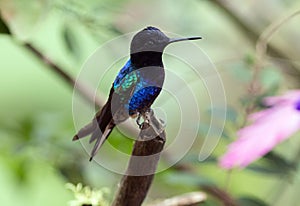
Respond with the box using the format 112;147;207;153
219;105;300;169
264;90;300;106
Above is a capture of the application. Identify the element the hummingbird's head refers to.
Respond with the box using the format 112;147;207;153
130;26;202;55
130;26;169;54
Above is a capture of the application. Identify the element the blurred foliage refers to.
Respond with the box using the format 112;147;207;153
247;152;297;177
66;183;110;206
0;15;10;34
237;197;269;206
62;24;82;60
0;0;300;205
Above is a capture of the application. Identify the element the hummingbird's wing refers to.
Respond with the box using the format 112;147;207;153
112;65;141;117
73;60;140;160
88;73;141;160
73;86;116;161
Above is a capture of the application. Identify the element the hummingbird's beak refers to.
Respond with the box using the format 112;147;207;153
168;36;202;44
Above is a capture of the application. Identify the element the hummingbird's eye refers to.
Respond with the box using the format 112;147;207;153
147;40;154;46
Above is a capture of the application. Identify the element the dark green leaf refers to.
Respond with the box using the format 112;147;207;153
240;85;279;109
107;25;124;35
182;153;217;164
247;152;296;176
246;165;279;175
237;197;269;206
0;16;11;34
244;53;255;66
199;198;219;206
107;130;134;155
163;171;214;187
62;24;81;59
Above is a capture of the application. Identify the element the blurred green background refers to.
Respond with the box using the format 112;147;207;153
1;0;300;205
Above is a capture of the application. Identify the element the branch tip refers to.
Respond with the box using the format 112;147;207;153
72;135;79;141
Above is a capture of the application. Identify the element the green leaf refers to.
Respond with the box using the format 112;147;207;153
107;130;134;155
259;67;281;89
62;24;81;59
240;85;279;109
247;152;296;176
182;153;217;164
244;53;255;66
0;16;10;34
237;197;269;206
163;171;214;187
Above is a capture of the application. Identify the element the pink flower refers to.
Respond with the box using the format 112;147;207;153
219;90;300;169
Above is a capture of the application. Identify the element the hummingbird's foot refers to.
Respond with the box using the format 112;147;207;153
143;109;152;125
144;109;166;137
136;109;166;139
136;113;143;129
138;109;166;141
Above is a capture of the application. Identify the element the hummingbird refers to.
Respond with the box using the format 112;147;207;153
73;26;201;161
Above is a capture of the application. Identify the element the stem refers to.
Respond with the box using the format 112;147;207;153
252;9;300;95
23;42;104;108
147;192;206;206
210;0;300;86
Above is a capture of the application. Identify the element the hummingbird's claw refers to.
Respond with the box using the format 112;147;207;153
136;113;143;129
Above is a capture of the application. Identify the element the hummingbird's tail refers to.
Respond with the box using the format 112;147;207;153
73;88;115;161
89;119;115;161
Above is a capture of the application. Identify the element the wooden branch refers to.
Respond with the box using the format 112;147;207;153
112;111;166;206
23;43;103;108
147;192;206;206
